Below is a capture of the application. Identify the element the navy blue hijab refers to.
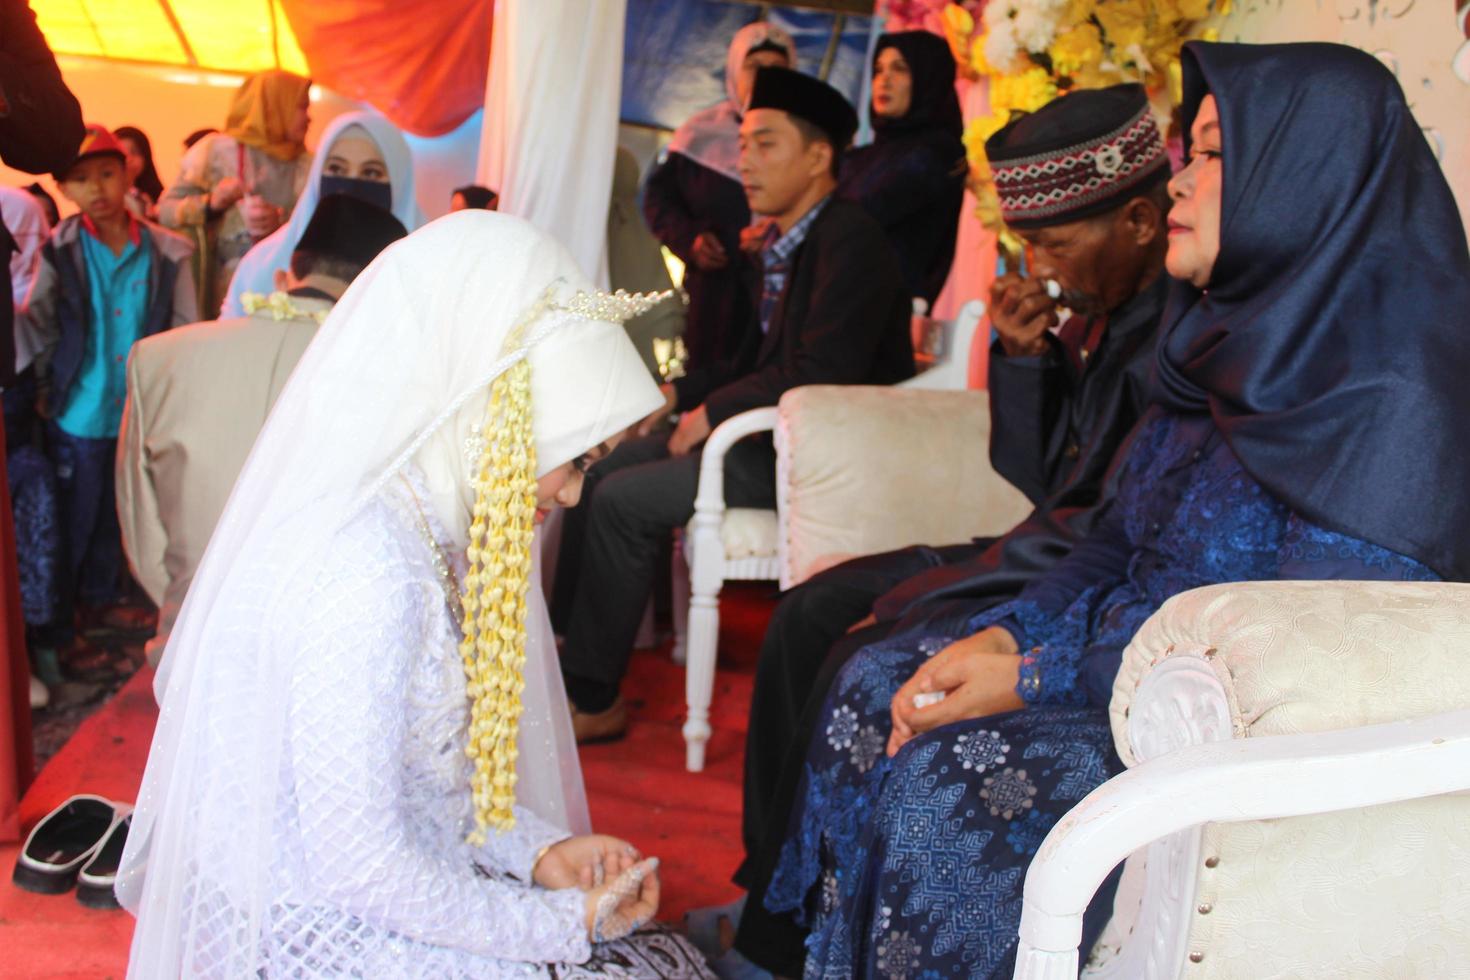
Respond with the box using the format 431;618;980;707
870;30;964;145
1153;41;1470;580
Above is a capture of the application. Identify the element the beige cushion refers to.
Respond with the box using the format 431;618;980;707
775;385;1032;587
1113;581;1470;979
720;508;778;560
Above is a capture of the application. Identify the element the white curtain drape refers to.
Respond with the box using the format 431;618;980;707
477;0;627;286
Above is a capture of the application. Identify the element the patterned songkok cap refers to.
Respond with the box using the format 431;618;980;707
985;84;1169;230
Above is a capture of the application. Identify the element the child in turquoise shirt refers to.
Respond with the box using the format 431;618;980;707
19;124;195;654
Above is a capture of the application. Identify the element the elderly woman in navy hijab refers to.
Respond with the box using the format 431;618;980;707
759;41;1470;979
837;30;966;308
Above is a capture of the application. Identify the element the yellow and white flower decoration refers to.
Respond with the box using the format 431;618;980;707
240;291;331;324
942;0;1226;253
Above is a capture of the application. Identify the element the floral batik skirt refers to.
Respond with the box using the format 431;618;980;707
6;444;60;629
765;630;1121;979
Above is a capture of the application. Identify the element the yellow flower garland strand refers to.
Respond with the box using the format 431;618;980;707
460;306;543;843
461;358;536;842
454;286;669;841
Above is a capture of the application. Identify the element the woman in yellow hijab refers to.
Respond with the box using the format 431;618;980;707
159;70;313;316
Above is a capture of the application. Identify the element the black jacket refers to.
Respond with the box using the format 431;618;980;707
837;136;965;307
682;198;915;429
988;274;1168;506
871;273;1168;625
0;0;84;177
0;0;85;386
643;152;758;407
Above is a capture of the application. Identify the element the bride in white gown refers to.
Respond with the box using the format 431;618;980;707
115;212;714;978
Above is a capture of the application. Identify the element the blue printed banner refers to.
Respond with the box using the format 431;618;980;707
622;0;875;132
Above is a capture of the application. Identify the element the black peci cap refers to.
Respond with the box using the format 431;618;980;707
294;193;408;269
747;66;859;151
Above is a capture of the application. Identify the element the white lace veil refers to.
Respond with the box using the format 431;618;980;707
115;211;663;975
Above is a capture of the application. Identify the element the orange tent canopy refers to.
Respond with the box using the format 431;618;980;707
32;0;309;74
32;0;491;137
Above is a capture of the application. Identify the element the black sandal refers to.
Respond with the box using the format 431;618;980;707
76;811;132;909
12;795;122;895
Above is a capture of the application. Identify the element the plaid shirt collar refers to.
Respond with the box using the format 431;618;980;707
763;194;831;267
757;195;831;335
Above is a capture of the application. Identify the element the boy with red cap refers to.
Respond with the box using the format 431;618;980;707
17;124;196;663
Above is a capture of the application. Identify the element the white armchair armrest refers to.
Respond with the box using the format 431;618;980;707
1015;580;1470;980
692;407;780;515
689;406;780;591
1016;706;1470;979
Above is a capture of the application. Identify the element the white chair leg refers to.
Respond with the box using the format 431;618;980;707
670;534;689;666
681;406;776;772
683;514;724;772
682;586;718;772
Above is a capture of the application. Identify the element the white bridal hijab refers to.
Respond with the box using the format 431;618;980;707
115;211;663;975
219;108;428;318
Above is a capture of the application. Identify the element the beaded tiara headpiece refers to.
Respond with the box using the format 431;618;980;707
556;287;676;324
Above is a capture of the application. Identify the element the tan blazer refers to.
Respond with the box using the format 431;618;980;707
116;296;332;665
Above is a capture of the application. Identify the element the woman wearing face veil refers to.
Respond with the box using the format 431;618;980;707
754;41;1470;979
115;212;714;978
220;110;427;318
837;30;965;307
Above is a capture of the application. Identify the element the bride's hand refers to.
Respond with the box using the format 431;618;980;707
584;858;661;943
533;834;642;891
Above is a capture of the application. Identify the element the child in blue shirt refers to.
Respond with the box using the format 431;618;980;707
19;124;196;654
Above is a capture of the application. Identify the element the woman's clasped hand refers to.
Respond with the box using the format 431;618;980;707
530;834;662;942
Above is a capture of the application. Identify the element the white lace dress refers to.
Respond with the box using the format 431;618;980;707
253;473;711;978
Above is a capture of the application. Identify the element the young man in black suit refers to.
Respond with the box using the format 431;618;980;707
555;68;913;741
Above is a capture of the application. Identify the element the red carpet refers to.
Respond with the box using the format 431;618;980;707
0;584;774;977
